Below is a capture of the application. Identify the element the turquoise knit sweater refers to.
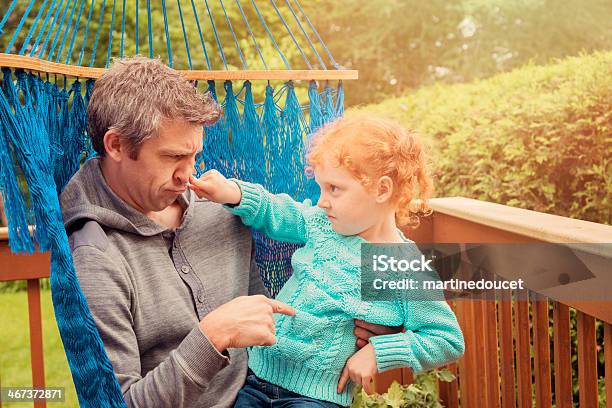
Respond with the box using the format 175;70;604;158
225;180;465;406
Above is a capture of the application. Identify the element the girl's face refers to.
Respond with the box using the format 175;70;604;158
314;157;387;238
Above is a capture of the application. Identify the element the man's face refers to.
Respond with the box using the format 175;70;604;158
314;158;381;237
118;120;203;213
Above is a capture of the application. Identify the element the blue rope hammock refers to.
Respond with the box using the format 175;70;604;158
0;2;348;407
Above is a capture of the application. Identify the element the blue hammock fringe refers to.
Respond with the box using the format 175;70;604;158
0;68;344;406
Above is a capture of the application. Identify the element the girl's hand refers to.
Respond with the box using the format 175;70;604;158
188;170;242;205
337;343;378;395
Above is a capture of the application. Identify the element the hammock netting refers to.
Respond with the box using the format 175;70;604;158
0;1;349;406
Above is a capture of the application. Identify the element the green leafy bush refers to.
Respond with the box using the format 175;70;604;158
351;369;455;408
354;51;612;225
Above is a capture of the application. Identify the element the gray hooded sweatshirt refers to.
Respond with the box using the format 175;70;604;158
60;158;268;407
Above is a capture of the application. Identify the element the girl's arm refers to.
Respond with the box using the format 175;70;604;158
369;298;465;374
224;179;310;245
190;171;309;244
367;246;465;374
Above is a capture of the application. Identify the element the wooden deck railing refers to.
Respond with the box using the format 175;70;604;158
1;197;611;407
0;229;50;408
380;197;612;408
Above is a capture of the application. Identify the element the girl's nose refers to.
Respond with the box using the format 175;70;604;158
317;197;330;209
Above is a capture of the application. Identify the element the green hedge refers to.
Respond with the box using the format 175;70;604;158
353;51;612;225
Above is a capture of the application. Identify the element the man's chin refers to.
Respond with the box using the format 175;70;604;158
151;198;176;212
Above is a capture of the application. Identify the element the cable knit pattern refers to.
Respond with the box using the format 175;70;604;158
226;180;465;406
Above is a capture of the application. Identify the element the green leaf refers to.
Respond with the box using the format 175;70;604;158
383;381;404;408
436;368;456;383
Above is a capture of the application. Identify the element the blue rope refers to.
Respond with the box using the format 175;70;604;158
161;0;173;67
146;0;153;58
1;69;128;406
204;0;229;69
222;80;242;178
51;0;80;62
18;0;50;55
0;124;35;254
38;0;70;58
120;0;126;58
283;0;325;69
62;0;87;64
269;0;311;69
177;0;193;69
250;0;290;69
242;81;267;183
28;0;58;56
89;0;106;67
77;0;95;66
219;0;248;69
189;0;211;69
37;0;67;58
292;0;341;69
308;80;322;132
234;0;267;69
105;0;117;68
334;81;344;117
135;0;139;54
4;0;35;54
0;0;19;36
207;80;218;101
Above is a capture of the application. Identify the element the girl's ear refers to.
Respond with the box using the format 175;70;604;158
375;176;394;203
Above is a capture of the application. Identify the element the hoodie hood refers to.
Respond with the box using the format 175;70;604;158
60;157;193;236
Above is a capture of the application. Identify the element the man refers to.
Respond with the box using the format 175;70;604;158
61;57;395;407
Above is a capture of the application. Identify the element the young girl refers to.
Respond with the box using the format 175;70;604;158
189;116;464;407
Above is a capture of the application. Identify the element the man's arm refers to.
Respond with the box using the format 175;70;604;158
73;244;230;407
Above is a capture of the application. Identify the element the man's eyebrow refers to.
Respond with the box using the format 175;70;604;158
159;148;202;155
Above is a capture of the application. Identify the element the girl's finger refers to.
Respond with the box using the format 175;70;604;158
337;366;350;393
362;376;373;394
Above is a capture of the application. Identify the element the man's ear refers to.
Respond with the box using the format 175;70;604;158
103;129;124;162
375;176;394;203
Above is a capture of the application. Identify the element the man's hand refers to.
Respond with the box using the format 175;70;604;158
189;170;242;205
337;343;378;394
354;319;403;349
199;295;295;352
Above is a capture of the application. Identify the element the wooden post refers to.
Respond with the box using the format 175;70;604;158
27;279;47;408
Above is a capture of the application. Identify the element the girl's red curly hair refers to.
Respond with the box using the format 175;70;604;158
307;115;434;228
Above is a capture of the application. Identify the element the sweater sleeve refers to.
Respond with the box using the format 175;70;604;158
369;249;465;374
72;245;230;407
369;300;465;374
223;179;309;245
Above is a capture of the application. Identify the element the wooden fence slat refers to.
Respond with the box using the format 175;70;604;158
374;369;402;394
474;300;489;407
454;299;472;408
532;296;552;408
401;367;414;385
605;322;611;408
514;292;532;408
438;299;459;408
553;301;572;408
498;292;516;408
438;362;458;408
577;311;598;408
485;299;500;407
27;279;46;408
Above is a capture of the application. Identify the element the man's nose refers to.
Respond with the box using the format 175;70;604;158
175;162;195;185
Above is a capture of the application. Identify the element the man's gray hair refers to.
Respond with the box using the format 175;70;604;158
88;56;221;159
